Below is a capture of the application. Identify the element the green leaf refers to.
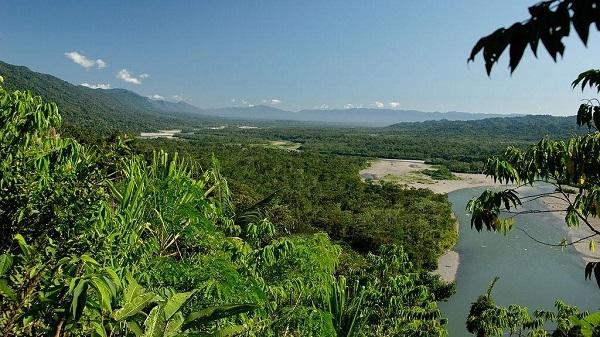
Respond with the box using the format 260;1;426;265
126;321;144;337
92;322;107;337
80;254;100;266
113;292;157;321
213;325;247;337
0;279;16;300
182;304;258;331
71;279;89;322
577;312;600;337
164;312;184;337
90;277;113;312
143;306;166;337
104;268;122;291
123;277;145;304
164;290;197;321
14;234;32;258
0;254;13;276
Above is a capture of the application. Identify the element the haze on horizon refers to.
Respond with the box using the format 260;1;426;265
1;0;598;116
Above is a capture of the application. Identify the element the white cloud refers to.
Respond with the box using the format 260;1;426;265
344;103;355;109
388;102;401;108
116;69;147;85
262;99;282;105
374;101;384;108
80;82;111;89
149;94;185;102
149;94;165;100
65;51;106;70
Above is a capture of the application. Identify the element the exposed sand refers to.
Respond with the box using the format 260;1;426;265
435;250;460;282
541;195;600;263
139;129;182;139
359;159;506;282
359;159;499;194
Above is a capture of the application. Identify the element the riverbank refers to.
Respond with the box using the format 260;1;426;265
359;159;498;194
541;194;600;263
435;214;461;282
359;159;504;282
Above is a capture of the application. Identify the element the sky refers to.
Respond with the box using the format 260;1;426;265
1;0;599;115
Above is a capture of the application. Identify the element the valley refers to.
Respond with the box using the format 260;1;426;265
3;3;600;332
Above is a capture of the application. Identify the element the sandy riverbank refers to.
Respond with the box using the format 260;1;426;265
359;159;499;194
541;195;600;263
359;159;505;282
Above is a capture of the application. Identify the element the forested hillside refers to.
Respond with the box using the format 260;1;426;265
0;61;218;133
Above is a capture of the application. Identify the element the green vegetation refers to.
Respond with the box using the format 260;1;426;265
177;115;582;173
420;166;458;181
133;139;457;269
0;80;453;335
465;2;600;335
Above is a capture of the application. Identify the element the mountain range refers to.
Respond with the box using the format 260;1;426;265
0;60;524;133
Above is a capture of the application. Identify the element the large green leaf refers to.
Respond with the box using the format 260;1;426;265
14;234;32;258
163;290;197;321
70;279;89;322
143;306;166;337
126;321;144;337
90;277;113;312
113;292;157;321
123;277;145;303
0;254;13;276
182;304;257;331
164;312;184;337
571;312;600;337
0;279;16;300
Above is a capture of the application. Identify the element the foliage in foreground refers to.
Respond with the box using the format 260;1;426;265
466;3;600;332
0;79;452;336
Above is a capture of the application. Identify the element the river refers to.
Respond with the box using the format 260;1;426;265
440;186;600;336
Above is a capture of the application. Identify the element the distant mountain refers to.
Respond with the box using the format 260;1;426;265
387;115;582;139
0;60;216;133
293;108;520;126
0;60;531;132
196;106;521;127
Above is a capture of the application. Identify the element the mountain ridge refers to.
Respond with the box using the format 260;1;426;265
1;60;535;131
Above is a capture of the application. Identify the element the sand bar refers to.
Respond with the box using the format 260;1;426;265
541;195;600;263
359;159;498;194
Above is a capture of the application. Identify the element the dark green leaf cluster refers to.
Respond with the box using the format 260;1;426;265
469;0;600;74
466;278;587;337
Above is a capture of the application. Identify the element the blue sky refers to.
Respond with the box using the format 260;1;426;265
1;0;598;115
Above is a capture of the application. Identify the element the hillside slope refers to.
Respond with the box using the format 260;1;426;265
0;61;216;133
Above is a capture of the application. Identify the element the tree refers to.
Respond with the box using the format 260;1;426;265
465;2;600;336
469;0;600;74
